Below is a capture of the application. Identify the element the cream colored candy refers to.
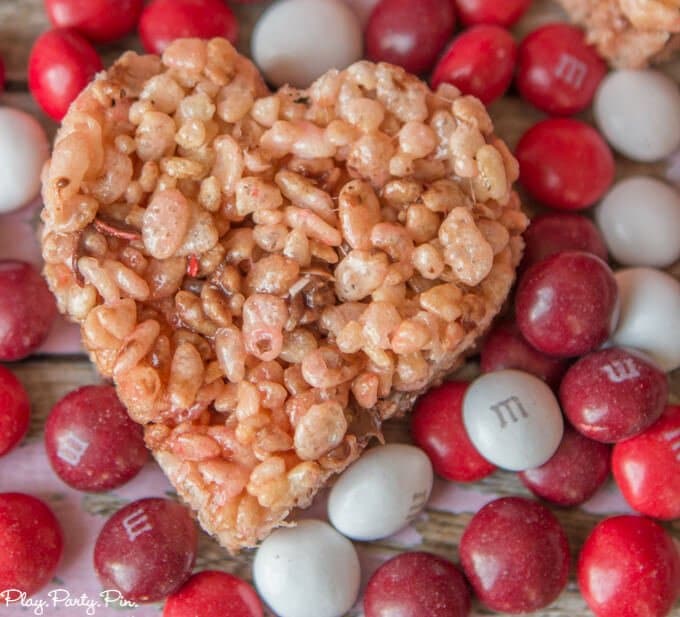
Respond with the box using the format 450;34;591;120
252;0;363;88
0;108;49;213
253;519;360;617
328;444;433;541
596;176;680;267
609;268;680;372
594;70;680;162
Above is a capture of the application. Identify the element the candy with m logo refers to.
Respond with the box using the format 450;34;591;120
462;369;563;471
45;385;148;492
560;347;667;443
94;498;198;603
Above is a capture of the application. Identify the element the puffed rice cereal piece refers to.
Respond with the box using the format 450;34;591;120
559;0;680;67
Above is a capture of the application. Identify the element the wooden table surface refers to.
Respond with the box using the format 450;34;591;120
1;1;679;616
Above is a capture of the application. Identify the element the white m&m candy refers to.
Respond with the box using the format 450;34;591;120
609;267;680;372
252;0;363;88
596;176;680;268
328;444;433;541
594;70;680;162
462;370;564;471
0;108;49;213
253;519;360;617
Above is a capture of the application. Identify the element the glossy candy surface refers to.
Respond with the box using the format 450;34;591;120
516;251;618;357
517;23;606;115
595;69;680;162
520;426;611;506
516;118;615;210
45;385;148;491
252;0;362;88
0;366;30;457
253;519;360;617
94;498;197;602
0;493;64;596
454;0;531;27
45;0;144;43
431;25;516;104
460;497;570;613
364;552;471;617
612;405;680;520
366;0;456;74
609;268;680;371
596;176;680;268
0;107;49;213
578;516;680;617
163;570;264;617
462;370;564;471
480;321;568;389
560;347;667;443
28;28;102;121
521;212;608;271
411;381;496;482
0;261;57;361
139;0;238;54
328;444;433;540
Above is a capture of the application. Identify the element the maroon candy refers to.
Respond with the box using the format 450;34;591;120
515;251;618;357
45;385;148;491
560;347;668;443
520;426;611;506
460;496;570;613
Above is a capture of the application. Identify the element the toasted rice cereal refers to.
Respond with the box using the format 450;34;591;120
559;0;680;67
40;38;528;552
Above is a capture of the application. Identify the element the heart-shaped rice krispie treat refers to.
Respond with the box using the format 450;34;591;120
41;38;527;552
559;0;680;67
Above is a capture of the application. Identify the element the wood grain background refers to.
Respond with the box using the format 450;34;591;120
0;1;679;616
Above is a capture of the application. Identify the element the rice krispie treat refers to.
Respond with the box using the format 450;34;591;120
40;38;527;552
559;0;680;67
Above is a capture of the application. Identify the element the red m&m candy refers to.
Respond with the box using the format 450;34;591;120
94;498;197;602
431;25;516;105
45;385;148;492
515;251;618;358
612;405;680;519
365;0;456;74
45;0;144;43
0;261;58;360
516;118;615;210
454;0;531;27
364;552;470;617
139;0;239;55
560;347;668;443
521;212;608;272
0;493;64;597
480;321;568;389
517;23;606;115
164;571;263;617
520;426;611;506
28;28;102;121
578;516;680;617
460;497;570;613
0;366;30;458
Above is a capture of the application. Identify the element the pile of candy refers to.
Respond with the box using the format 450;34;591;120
0;0;679;616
